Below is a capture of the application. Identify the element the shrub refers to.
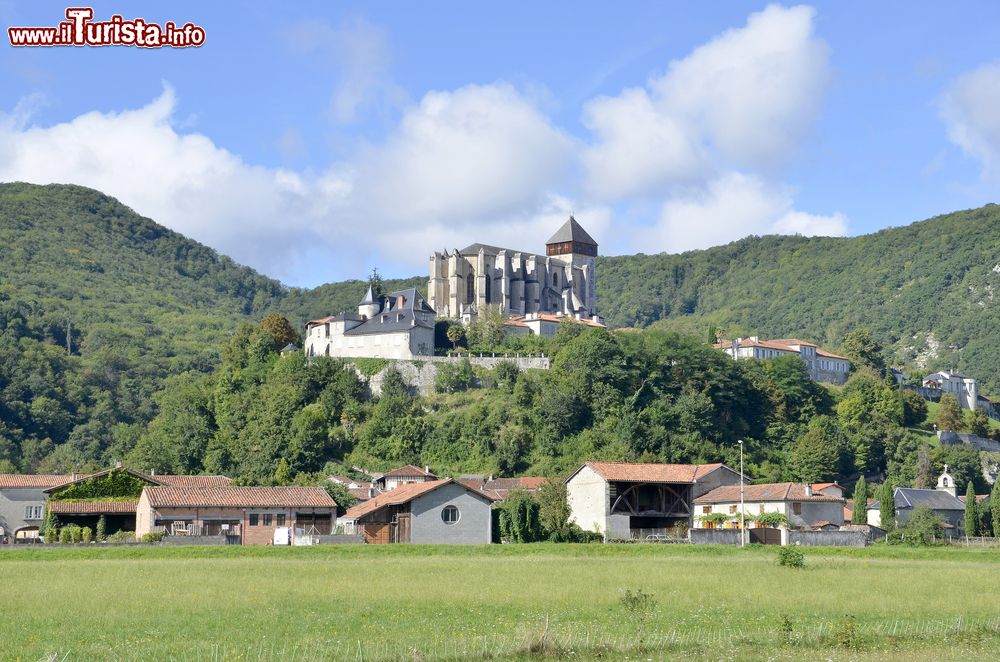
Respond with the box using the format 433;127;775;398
108;530;136;543
548;524;602;543
900;506;945;545
619;588;657;616
81;527;93;543
777;545;805;568
141;531;165;543
69;525;83;543
44;527;58;544
95;515;107;542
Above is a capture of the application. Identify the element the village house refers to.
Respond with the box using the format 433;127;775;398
342;478;493;544
922;370;983;412
692;482;846;530
713;337;851;384
503;311;606;337
43;467;231;534
328;475;380;502
304;287;437;360
0;474;71;543
372;465;437;492
135;486;337;545
566;461;743;540
867;466;966;534
458;476;548;501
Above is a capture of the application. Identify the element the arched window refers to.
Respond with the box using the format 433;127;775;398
485;273;492;302
553;272;559;288
466;271;475;303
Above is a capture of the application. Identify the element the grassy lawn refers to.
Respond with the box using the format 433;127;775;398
2;543;1000;661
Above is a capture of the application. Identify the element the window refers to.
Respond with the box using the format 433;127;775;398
263;514;273;526
24;505;43;520
466;272;475;303
553;272;559;287
276;514;286;527
728;505;737;514
701;506;711;514
792;503;802;515
441;505;460;525
249;514;259;526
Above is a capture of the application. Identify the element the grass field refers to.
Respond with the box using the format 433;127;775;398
3;543;1000;661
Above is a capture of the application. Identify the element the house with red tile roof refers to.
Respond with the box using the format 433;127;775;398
457;476;548;501
713;336;851;384
135;486;336;545
373;465;437;492
693;482;845;530
0;474;73;542
566;461;743;540
503;311;606;338
342;478;493;544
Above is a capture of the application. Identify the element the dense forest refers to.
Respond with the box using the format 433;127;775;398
0;183;997;500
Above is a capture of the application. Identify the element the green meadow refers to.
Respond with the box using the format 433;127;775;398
2;544;999;661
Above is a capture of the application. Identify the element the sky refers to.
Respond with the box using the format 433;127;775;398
2;1;1000;287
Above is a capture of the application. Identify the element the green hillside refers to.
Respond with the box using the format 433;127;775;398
597;205;1000;390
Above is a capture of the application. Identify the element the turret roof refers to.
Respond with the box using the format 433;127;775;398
546;216;597;246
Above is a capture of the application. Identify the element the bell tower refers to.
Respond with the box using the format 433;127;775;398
545;216;598;316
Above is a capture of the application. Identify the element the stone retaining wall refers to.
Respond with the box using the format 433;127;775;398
360;355;550;396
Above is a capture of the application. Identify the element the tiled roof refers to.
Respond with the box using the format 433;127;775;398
343;479;492;520
143;486;336;509
153;475;232;488
715;338;849;361
694;483;844;504
306;316;336;327
458;476;548;500
771;338;818;347
0;474;72;489
580;461;728;484
348;487;379;501
382;465;436;479
816;349;850;360
506;313;606;329
49;500;138;514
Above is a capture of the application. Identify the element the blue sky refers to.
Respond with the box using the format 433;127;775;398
2;2;1000;286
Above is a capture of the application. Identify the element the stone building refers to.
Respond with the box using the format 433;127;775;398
304;287;436;360
692;482;845;530
428;216;599;321
866;466;967;534
713;337;851;384
922;370;980;411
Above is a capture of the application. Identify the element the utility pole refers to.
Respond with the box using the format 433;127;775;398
738;439;745;548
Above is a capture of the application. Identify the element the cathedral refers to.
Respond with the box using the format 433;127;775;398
428;216;599;320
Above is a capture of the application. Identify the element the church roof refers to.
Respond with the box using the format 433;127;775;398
458;242;540;258
546;216;597;246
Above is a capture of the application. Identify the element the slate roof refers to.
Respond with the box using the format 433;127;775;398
0;474;72;489
873;487;967;512
546;216;598;246
342;288;436;336
49;500;139;514
343;479;493;520
143;486;336;509
575;462;730;484
694;483;844;504
458;243;540;258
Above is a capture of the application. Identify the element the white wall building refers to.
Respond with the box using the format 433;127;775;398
305;287;436;360
922;370;979;411
714;336;851;384
693;482;845;529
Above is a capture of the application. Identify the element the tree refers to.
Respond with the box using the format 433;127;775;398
466;305;506;349
851;476;867;524
323;481;357;516
536;478;570;535
496;490;544;543
936;394;965;432
434;359;475;393
878;481;895;531
964;481;979;537
841;328;885;375
790;416;847;483
903;506;944;544
273;458;292;485
991;479;1000;541
446;324;466;350
968;408;990;437
913;445;934;489
95;515;107;542
259;314;298;350
368;267;385;299
900;390;928;427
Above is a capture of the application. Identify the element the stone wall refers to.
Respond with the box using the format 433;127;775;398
787;530;870;547
359;354;550;396
161;535;230;546
689;529;743;545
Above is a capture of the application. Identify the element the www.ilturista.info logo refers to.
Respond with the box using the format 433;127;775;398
8;8;205;48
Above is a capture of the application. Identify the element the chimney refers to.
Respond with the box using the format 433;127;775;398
71;472;77;481
368;488;375;498
804;484;813;497
425;465;431;475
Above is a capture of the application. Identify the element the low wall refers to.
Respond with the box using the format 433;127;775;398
361;355;550;396
161;535;231;546
938;430;1000;452
315;534;364;544
787;530;869;547
689;529;743;545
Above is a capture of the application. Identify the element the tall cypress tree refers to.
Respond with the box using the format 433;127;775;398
851;476;867;524
991;480;1000;539
878;482;895;531
965;482;979;537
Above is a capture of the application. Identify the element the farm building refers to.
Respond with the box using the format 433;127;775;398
692;483;846;530
43;467;231;534
0;474;71;543
566;461;742;540
135;486;337;544
342;478;494;544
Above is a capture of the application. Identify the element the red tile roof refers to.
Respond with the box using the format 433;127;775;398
770;338;818;347
343;479;492;520
579;462;728;484
816;349;850;360
306;316;335;327
505;313;606;329
143;486;336;509
49;500;138;514
382;465;436;479
154;475;232;488
694;483;845;504
0;474;73;489
714;338;850;361
458;476;548;500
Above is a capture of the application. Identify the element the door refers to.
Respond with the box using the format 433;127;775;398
395;513;411;543
748;527;781;545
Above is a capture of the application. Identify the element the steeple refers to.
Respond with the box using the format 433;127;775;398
936;464;957;497
358;285;380;319
545;215;598;257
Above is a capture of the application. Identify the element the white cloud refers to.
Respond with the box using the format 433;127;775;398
644;172;846;253
940;60;1000;176
583;4;830;200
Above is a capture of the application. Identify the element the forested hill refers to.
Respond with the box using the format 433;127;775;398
597;204;1000;391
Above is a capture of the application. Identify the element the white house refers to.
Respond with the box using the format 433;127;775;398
693;482;845;530
372;465;437;492
713;337;851;384
922;370;980;411
503;311;606;337
305;287;436;360
565;461;743;540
